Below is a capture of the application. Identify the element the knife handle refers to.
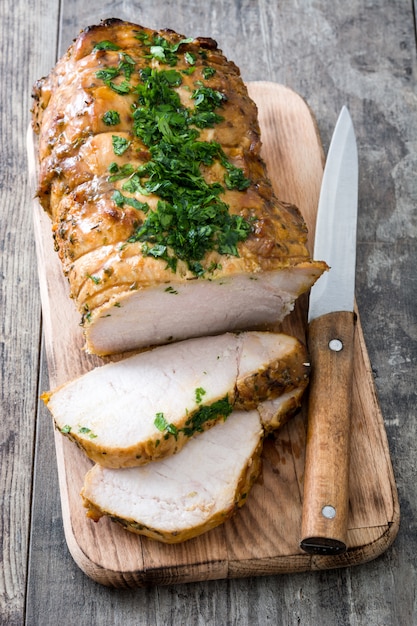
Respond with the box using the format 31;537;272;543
300;310;356;555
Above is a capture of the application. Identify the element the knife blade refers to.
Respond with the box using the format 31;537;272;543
300;106;358;555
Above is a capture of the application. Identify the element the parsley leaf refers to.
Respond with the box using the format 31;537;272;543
112;135;131;156
224;166;251;191
122;173;150;196
195;387;206;404
188;110;224;128
95;53;135;94
112;190;149;211
96;67;119;81
143;35;194;66
191;86;227;110
154;412;179;438
182;395;233;437
202;66;216;79
154;412;168;431
86;273;101;285
102;110;121;125
92;40;121;52
184;51;196;65
107;162;135;182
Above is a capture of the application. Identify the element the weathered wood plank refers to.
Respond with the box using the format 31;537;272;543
0;0;60;624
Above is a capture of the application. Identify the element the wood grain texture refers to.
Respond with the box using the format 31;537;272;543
27;81;399;587
301;311;356;554
0;1;59;624
0;0;414;624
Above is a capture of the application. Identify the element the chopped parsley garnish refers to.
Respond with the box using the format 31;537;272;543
109;80;131;95
195;387;206;404
121;173;149;196
181;67;196;76
108;162;135;181
78;426;98;439
136;32;194;66
93;40;121;52
154;413;179;438
93;31;254;276
112;190;149;211
202;66;216;79
112;135;131;155
191;85;227;110
153;394;232;440
96;66;120;82
154;412;167;430
224;165;251;191
102;110;121;125
188;110;224;128
182;395;233;437
128;196;251;275
87;273;101;284
184;51;196;65
95;52;135;93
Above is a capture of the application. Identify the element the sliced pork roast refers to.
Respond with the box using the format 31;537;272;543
32;19;327;355
81;409;264;543
257;388;306;432
42;331;309;468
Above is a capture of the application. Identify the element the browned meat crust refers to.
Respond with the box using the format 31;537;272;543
32;19;327;354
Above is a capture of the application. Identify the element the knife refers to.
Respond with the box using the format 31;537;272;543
300;106;358;555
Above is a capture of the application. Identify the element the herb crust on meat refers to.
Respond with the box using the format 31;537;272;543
32;18;327;355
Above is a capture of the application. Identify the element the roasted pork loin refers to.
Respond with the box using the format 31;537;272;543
43;331;309;468
32;18;327;355
81;409;264;543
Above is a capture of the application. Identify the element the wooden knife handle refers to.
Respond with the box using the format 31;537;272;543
300;310;356;555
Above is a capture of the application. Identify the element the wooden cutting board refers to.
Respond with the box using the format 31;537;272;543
28;81;399;587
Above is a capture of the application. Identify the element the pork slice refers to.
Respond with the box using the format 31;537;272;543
43;331;309;468
83;261;323;356
257;389;306;432
81;409;264;543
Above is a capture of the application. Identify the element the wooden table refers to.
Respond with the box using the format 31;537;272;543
2;1;416;624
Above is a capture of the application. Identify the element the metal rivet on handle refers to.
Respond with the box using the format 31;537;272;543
329;339;343;352
322;505;336;519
